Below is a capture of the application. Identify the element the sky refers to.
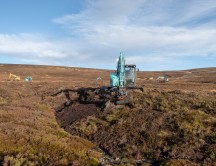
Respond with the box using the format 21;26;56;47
0;0;215;71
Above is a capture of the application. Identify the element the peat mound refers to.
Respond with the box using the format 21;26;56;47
52;88;216;165
56;104;100;128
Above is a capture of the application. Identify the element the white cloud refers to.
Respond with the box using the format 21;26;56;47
1;0;216;70
0;33;93;66
51;0;216;70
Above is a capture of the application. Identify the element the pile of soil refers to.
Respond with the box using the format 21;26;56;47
53;88;216;165
56;104;100;128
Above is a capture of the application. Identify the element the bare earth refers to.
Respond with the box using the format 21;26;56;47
0;64;215;165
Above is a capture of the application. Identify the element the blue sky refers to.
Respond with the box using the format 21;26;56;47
0;0;215;71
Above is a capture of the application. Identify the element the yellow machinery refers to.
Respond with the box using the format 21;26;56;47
8;73;21;81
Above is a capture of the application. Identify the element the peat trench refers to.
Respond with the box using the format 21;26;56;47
51;88;157;165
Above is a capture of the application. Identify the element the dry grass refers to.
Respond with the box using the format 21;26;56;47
0;83;101;165
68;89;216;165
0;65;215;165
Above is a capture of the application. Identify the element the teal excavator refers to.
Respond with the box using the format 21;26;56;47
110;52;136;87
107;52;139;104
52;52;143;106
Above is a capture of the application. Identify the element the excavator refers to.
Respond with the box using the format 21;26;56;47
8;73;21;81
52;52;143;106
99;52;143;104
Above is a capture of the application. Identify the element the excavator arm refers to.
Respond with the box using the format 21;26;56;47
8;73;20;81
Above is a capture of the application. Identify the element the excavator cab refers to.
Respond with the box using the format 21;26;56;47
124;64;136;87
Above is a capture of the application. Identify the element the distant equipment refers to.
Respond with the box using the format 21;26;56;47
8;73;21;81
95;77;102;86
25;76;33;81
157;75;169;82
96;77;102;81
